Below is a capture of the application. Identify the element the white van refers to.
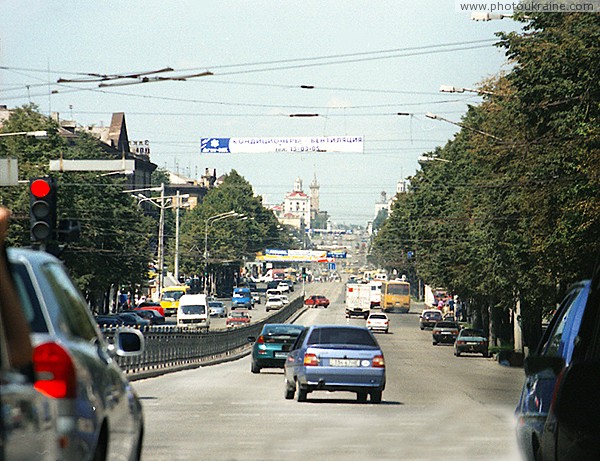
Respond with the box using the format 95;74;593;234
177;294;210;331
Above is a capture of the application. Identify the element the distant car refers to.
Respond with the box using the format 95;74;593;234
8;248;145;461
280;280;294;292
275;281;290;294
454;328;488;357
265;296;284;312
432;321;460;345
117;312;151;328
135;301;165;317
420;309;443;330
226;310;252;328
249;323;305;373
280;294;290;305
95;314;125;327
251;290;261;305
304;295;330;308
284;325;386;403
366;312;389;334
515;280;591;461
122;309;165;325
208;300;227;318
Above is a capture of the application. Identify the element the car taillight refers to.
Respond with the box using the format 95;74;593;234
457;340;466;345
257;335;265;344
303;353;319;366
372;355;385;368
33;342;77;399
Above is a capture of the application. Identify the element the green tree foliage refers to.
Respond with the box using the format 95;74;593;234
0;105;155;308
178;170;287;274
372;13;599;348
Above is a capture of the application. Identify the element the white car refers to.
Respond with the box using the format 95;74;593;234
280;295;289;305
366;312;390;334
265;295;284;312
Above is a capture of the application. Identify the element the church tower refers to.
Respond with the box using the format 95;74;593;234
309;173;320;212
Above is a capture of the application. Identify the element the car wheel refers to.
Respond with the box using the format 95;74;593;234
357;392;368;403
133;425;144;461
251;361;261;374
433;341;438;346
420;326;424;330
455;351;461;357
297;386;308;402
284;381;295;400
370;390;382;404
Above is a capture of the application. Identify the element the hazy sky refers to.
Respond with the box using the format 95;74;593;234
1;1;520;224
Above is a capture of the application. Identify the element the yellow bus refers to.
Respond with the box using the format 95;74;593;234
160;285;188;317
381;280;411;313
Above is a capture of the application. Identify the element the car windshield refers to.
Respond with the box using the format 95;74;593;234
425;312;442;319
181;305;205;315
162;290;186;301
230;312;248;318
209;302;224;308
307;327;377;347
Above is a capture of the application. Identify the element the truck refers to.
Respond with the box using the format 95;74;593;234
345;283;372;318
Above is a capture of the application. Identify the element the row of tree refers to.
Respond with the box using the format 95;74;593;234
0;106;291;309
371;13;599;350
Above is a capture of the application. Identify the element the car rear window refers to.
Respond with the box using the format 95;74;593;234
307;327;377;347
369;314;387;319
436;322;459;328
263;325;304;336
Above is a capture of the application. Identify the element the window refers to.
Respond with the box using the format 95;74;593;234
41;262;97;341
307;327;377;347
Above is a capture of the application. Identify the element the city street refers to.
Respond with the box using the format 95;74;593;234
133;282;524;461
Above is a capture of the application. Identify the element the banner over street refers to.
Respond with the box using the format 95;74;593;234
200;136;364;154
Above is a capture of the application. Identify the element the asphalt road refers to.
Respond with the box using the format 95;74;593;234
133;281;525;461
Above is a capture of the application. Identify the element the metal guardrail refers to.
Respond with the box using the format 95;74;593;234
104;297;305;380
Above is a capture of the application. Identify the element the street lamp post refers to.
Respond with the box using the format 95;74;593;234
425;112;503;141
203;211;239;295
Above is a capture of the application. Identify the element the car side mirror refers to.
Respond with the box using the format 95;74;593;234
552;361;600;431
524;355;564;376
115;328;145;356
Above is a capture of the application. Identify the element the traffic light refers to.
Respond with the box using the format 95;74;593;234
29;177;57;243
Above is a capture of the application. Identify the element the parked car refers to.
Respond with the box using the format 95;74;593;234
226;309;252;328
454;328;489;357
122;309;165;325
208;300;227;318
249;323;305;373
304;295;330;308
366;312;389;334
117;312;151;328
95;314;125;327
419;309;443;330
134;301;165;316
516;280;591;461
265;295;284;312
284;325;386;403
8;248;145;461
538;270;600;461
432;321;460;345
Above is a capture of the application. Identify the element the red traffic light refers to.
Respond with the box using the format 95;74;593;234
30;179;51;198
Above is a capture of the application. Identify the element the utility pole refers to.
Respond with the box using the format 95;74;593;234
157;182;165;296
174;190;180;282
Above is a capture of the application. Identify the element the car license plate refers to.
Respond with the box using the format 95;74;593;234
467;342;478;345
274;352;288;358
329;358;360;367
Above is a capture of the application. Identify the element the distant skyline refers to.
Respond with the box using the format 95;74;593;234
0;1;521;224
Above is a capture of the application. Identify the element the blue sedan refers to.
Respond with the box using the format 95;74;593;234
284;325;386;403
